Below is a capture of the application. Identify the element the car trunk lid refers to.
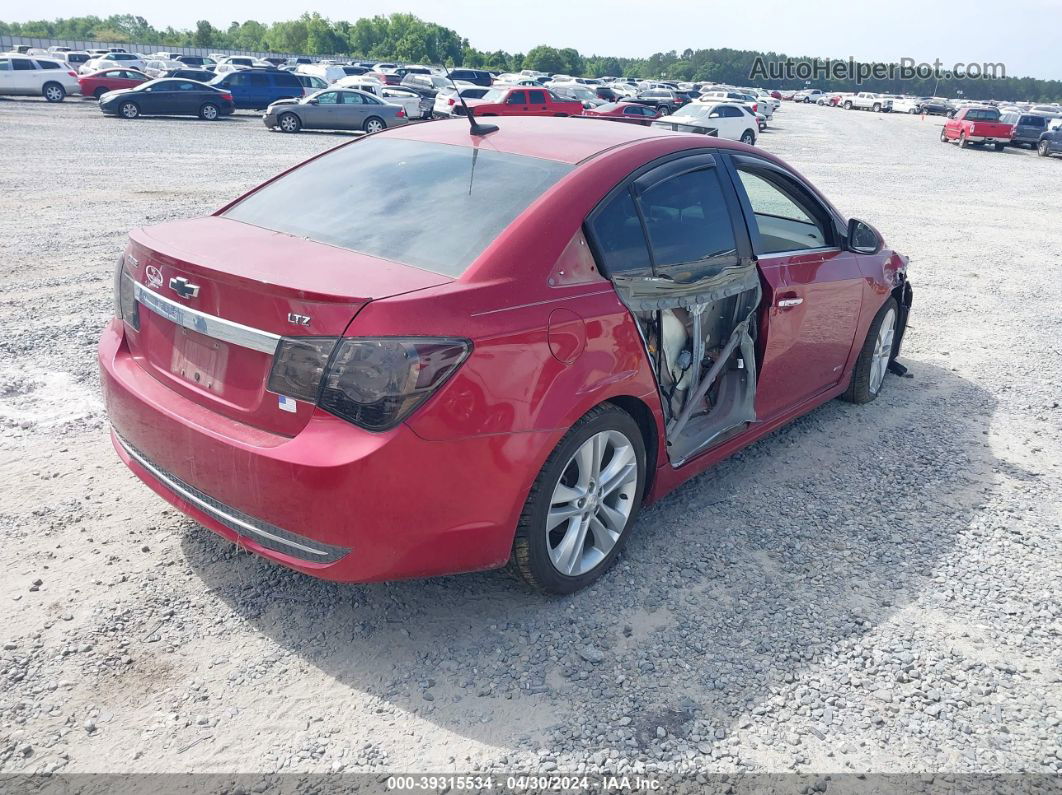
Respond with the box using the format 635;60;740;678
122;216;450;436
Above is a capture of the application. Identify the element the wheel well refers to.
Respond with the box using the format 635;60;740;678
605;396;659;499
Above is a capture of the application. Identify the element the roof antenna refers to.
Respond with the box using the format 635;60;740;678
444;62;498;136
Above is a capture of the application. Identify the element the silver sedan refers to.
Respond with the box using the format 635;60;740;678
263;88;409;134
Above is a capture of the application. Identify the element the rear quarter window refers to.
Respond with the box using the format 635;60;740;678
222;138;572;277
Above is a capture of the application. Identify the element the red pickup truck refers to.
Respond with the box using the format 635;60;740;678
941;107;1013;151
464;86;584;118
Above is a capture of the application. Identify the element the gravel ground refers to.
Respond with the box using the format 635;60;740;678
0;97;1060;779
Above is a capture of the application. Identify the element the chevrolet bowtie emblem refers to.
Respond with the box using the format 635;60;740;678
168;276;200;299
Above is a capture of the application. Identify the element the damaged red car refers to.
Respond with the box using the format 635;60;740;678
99;116;912;594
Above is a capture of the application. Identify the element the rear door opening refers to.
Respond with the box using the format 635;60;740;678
585;152;762;466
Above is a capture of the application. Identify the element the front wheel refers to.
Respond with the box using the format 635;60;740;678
1039;140;1051;157
119;101;139;119
843;101;853;110
841;298;898;404
940;128;949;142
509;405;647;594
740;129;756;145
278;112;301;133
199;103;219;120
363;116;385;133
43;83;66;102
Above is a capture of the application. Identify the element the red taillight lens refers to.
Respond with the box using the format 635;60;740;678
448;98;456;106
320;338;471;431
68;71;77;77
267;337;471;431
221;92;233;101
396;109;405;118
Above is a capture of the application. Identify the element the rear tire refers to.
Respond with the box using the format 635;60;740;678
278;112;301;133
199;103;219;120
93;87;108;100
958;132;968;148
993;143;1005;151
740;129;756;145
119;101;139;119
43;82;66;102
363;116;384;133
841;298;899;405
509;404;647;595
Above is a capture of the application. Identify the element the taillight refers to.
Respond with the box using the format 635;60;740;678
67;71;77;77
396;109;405;118
267;337;471;431
448;98;456;106
752;103;758;112
113;254;139;331
221;92;233;101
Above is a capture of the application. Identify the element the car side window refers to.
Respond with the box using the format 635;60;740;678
342;92;365;105
528;90;547;104
36;60;60;70
176;81;198;91
733;162;832;254
12;58;35;71
248;73;269;87
507;91;527;104
639;169;738;269
588;188;651;275
316;92;339;105
0;59;9;71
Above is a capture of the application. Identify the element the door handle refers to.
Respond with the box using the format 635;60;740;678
777;297;804;308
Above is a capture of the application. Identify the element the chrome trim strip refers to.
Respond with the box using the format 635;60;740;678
116;434;337;560
132;281;281;355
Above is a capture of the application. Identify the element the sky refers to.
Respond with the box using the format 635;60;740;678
10;0;1062;80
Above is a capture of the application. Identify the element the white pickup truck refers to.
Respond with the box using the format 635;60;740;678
843;92;893;112
793;88;824;103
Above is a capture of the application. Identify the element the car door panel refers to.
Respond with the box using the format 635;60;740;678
722;153;863;420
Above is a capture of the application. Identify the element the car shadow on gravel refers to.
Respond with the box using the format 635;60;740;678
182;358;999;754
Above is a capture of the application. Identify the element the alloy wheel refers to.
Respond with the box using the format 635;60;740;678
365;119;384;133
44;85;64;102
201;104;218;120
120;102;138;119
869;308;896;394
546;430;638;577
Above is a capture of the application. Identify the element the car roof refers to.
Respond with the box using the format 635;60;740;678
384;115;753;165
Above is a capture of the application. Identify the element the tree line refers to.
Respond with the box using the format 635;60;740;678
2;13;1059;101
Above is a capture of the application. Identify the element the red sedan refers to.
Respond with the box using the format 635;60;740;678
582;102;661;125
78;68;149;99
99;117;912;594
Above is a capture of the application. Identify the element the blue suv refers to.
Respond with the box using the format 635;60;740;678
209;69;304;110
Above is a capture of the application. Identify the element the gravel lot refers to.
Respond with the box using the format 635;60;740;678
1;97;1060;779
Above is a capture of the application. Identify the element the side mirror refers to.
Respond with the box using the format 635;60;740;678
708;112;721;118
307;98;318;105
847;218;883;255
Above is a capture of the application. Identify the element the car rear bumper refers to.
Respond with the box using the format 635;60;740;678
99;318;543;582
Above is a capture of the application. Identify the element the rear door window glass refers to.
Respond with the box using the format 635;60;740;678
640;170;737;268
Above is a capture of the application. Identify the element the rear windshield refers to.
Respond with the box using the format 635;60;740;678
965;108;1000;121
1020;115;1046;127
223;138;572;276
